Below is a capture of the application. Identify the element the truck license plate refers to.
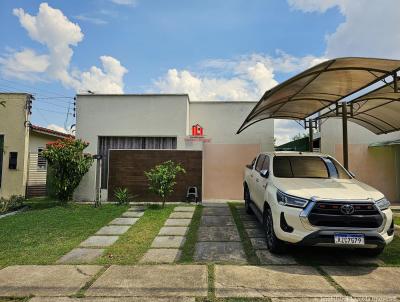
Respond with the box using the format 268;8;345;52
334;233;365;245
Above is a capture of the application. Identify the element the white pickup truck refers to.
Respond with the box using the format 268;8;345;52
243;151;394;255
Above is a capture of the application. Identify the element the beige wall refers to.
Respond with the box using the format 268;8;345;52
29;132;57;153
334;144;399;202
189;102;274;151
0;93;30;199
203;143;260;200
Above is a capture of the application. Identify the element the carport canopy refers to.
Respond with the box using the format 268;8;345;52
316;78;400;135
237;57;400;134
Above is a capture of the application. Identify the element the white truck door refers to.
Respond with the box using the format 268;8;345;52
248;154;263;201
252;154;266;210
253;155;270;210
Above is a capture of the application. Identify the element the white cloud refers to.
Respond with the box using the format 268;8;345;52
0;49;49;80
47;123;70;134
111;0;137;6
288;0;400;58
155;52;324;102
1;3;127;93
274;119;306;146
74;56;127;93
74;15;108;25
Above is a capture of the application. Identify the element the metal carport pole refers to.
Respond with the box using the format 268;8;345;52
342;102;349;170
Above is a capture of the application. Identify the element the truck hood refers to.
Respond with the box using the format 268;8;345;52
274;177;384;201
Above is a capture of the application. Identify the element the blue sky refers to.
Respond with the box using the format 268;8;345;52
0;0;398;144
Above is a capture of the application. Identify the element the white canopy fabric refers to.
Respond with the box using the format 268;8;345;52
237;57;400;134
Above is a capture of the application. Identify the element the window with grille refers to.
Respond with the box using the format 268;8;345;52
37;148;47;169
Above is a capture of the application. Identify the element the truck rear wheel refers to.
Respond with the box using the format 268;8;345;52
263;207;285;254
244;187;253;214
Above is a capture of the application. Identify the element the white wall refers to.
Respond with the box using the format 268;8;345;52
189;102;274;151
74;94;189;201
320;119;400;155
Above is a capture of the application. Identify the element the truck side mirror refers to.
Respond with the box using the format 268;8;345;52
260;169;269;178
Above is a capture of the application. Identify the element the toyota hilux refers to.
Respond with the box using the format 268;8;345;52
243;152;394;255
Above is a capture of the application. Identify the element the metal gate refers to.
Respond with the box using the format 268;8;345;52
26;152;47;197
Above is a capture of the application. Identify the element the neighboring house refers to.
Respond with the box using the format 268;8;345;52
74;94;274;202
319;119;400;203
0;93;74;199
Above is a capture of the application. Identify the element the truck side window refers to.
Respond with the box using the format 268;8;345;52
262;155;270;171
255;155;265;172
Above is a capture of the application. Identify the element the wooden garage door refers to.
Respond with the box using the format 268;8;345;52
108;150;202;202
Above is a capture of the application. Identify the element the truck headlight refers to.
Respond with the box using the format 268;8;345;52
276;190;309;209
375;197;391;210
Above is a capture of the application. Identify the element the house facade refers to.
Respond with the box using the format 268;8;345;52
0;93;73;199
320;119;400;202
74;94;274;202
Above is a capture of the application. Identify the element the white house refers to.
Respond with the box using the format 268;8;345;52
74;94;274;202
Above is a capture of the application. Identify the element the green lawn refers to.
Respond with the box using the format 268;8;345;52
0;198;127;266
229;203;260;265
395;217;400;226
96;204;175;264
180;205;202;262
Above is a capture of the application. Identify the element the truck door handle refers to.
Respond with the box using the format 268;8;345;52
256;179;259;182
250;175;254;178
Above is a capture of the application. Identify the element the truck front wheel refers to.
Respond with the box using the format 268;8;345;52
263;207;285;254
244;186;253;214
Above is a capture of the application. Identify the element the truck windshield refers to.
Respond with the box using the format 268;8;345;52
273;156;351;179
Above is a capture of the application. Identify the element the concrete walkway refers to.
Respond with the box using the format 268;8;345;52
1;264;400;299
57;206;146;264
194;201;247;263
140;205;195;263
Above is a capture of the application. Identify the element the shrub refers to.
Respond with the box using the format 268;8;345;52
0;195;24;214
144;160;186;207
42;138;93;203
114;187;131;205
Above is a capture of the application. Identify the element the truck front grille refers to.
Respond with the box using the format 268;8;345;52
308;201;383;228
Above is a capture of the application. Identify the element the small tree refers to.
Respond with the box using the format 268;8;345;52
42;138;93;203
145;160;186;207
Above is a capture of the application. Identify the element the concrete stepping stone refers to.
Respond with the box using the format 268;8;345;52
215;265;341;298
169;211;194;219
203;207;231;216
122;211;144;218
57;248;104;264
256;250;297;265
202;202;228;208
96;225;130;235
80;236;119;247
129;206;146;211
250;237;268;250
194;242;247;263
200;215;235;227
197;226;240;242
140;248;182;263
0;265;102;297
151;236;186;248
159;226;189;236
322;266;400;297
174;206;195;212
86;265;208;297
109;217;138;225
246;228;265;238
243;220;261;228
30;297;196;302
165;218;191;226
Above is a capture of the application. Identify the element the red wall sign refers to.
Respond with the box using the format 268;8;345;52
192;124;204;136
